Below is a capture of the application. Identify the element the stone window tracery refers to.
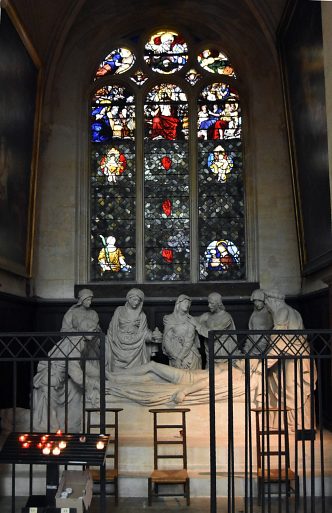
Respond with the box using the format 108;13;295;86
90;32;245;283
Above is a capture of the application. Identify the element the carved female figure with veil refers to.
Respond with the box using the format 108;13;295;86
61;288;100;333
107;288;162;371
163;294;202;370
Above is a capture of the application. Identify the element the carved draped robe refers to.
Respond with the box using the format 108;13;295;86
107;305;152;372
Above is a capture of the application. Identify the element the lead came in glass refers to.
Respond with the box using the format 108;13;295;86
89;32;246;283
144;84;190;282
90;84;136;280
198;83;245;280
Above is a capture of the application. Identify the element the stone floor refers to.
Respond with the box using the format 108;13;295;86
1;496;331;513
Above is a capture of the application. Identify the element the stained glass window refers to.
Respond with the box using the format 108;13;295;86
90;31;245;283
144;84;189;281
197;49;236;78
130;69;148;86
90;85;136;280
198;83;244;280
144;31;188;74
185;68;202;85
95;48;135;79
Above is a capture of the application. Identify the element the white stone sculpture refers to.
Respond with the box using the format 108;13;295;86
105;360;260;406
33;317;101;432
107;288;162;371
190;292;238;367
61;288;100;332
264;289;315;430
162;294;202;369
243;289;273;354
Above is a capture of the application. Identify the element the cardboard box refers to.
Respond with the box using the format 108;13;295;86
55;470;93;513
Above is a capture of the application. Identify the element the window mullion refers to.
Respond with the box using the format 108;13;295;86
189;95;198;283
136;89;144;283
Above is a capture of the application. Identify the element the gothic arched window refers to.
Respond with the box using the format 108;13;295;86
90;31;245;283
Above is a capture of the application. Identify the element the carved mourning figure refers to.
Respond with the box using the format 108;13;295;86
190;292;238;368
264;289;314;429
107;288;162;371
33;317;101;432
61;288;100;332
243;289;273;355
162;294;202;370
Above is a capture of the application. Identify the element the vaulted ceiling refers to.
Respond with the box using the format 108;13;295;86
10;0;287;67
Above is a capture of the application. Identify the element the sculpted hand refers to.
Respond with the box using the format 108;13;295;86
172;390;186;404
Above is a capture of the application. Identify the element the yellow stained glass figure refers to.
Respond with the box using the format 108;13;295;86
208;145;233;182
98;236;130;272
99;147;127;183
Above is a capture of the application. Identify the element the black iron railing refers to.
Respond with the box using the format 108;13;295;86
0;331;106;513
208;330;332;513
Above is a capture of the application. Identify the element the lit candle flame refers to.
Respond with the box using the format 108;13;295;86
52;447;61;456
96;441;104;450
42;447;51;455
59;441;67;449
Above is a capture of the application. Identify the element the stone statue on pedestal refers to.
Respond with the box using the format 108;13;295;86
190;292;238;367
162;294;202;370
107;288;162;372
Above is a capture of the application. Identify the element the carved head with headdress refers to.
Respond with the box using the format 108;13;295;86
174;294;191;315
263;289;286;315
76;288;94;308
125;288;145;312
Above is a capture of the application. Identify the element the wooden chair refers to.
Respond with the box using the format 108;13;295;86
86;407;123;505
148;408;190;506
252;407;299;504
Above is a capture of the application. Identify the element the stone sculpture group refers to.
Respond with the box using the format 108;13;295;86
32;287;314;432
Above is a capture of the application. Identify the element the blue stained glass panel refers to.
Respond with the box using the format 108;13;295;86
198;83;245;280
95;48;135;79
91;86;135;143
90;85;136;280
